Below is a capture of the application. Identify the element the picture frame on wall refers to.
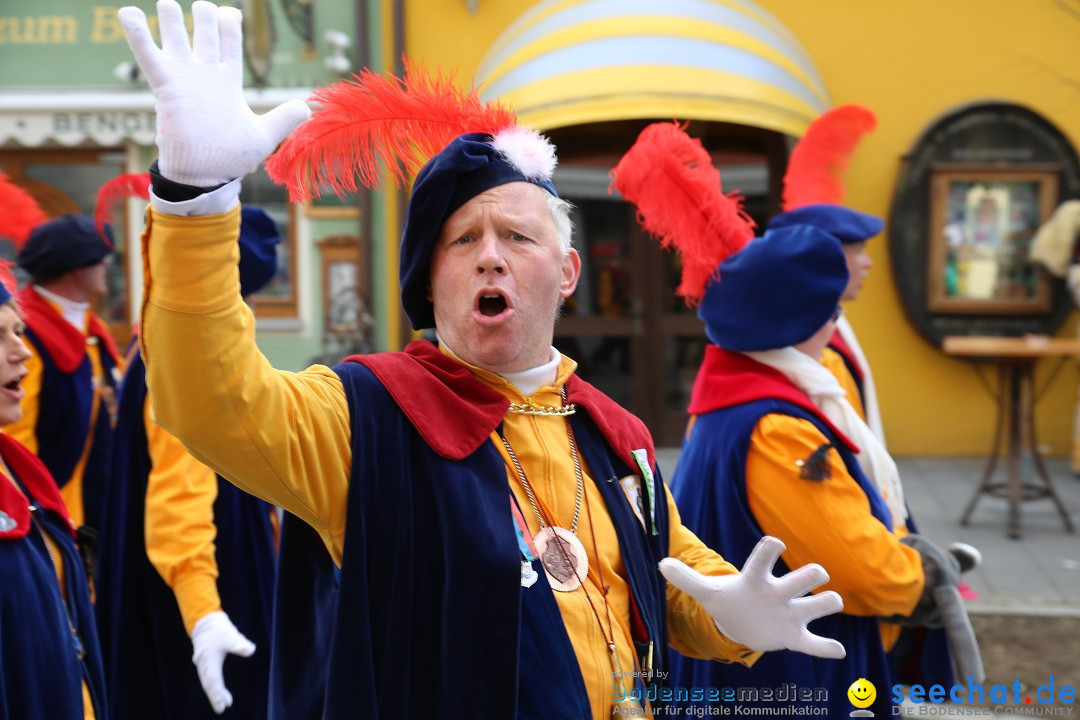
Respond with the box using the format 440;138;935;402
927;167;1058;314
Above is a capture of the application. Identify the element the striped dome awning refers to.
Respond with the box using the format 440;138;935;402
475;0;830;136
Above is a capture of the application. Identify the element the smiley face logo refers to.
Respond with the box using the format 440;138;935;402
847;678;876;709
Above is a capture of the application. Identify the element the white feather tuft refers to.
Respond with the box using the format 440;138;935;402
490;126;557;182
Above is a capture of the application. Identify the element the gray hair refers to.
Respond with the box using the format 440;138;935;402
547;194;575;254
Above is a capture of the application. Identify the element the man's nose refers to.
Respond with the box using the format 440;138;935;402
475;233;505;274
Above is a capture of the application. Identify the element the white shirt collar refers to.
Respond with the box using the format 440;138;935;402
436;333;560;397
33;285;89;332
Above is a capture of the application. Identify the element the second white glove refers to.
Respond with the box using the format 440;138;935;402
190;610;257;714
660;536;846;660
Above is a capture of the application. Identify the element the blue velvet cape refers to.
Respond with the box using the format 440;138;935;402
267;511;339;720
96;348;276;720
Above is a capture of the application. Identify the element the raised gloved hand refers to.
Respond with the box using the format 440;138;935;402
117;0;311;186
190;610;257;714
659;536;846;659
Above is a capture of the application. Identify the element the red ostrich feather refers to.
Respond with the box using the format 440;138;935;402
610;121;756;305
781;104;877;211
0;172;47;250
95;172;151;248
266;59;519;203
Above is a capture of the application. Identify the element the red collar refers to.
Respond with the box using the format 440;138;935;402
346;341;654;470
828;329;863;381
19;286;120;374
566;373;655;472
688;345;858;453
0;433;74;540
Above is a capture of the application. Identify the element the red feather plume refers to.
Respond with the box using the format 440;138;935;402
781;104;877;211
95;172;151;248
611;122;756;304
266;59;519;203
0;171;47;250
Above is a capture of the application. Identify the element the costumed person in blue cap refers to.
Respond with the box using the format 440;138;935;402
8;206;122;547
773;105;886;442
0;173;108;719
116;2;849;717
95;203;281;719
612;121;982;718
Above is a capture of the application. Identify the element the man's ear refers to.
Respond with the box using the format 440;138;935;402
560;248;581;298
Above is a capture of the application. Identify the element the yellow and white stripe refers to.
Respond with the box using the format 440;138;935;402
476;0;830;136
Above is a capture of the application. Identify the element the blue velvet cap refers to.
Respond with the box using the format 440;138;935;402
699;224;849;351
766;203;883;244
399;132;559;329
238;207;280;297
17;214;111;279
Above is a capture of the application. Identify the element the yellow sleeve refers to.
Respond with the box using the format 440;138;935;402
820;347;866;421
9;343;42;453
665;485;761;666
139;207;352;565
745;414;924;617
143;393;222;635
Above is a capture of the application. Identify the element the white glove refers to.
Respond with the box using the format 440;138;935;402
659;536;846;660
190;610;257;714
117;0;311;186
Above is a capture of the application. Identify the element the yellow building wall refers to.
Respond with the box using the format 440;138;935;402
752;0;1080;456
403;0;1080;456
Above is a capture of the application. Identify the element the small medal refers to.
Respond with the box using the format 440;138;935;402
0;510;15;532
534;526;589;592
521;560;538;588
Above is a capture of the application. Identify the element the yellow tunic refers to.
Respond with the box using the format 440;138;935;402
466;356;752;716
139;206;754;716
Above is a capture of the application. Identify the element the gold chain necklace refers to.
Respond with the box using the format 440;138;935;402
501;400;641;711
507;401;577;416
500;390;588;592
